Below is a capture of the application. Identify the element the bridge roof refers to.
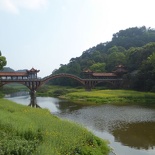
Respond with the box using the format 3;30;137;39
92;73;117;77
0;72;27;76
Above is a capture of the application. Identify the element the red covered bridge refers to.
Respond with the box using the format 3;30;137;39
0;65;127;92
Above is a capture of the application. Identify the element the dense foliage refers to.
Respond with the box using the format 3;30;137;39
0;51;7;70
0;51;7;97
51;26;155;91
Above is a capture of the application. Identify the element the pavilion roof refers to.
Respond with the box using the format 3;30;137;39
26;68;40;73
83;69;93;73
113;64;128;73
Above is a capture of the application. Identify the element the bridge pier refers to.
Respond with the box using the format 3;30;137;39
29;90;36;99
84;80;99;91
29;90;37;107
28;90;41;108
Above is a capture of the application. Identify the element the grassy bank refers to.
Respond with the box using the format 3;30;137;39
62;89;155;105
37;86;155;105
0;98;110;155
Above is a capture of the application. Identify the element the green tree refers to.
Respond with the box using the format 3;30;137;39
107;46;119;54
106;52;126;71
126;42;155;71
134;52;155;91
90;63;106;72
91;51;103;62
0;51;7;70
68;62;81;75
0;51;7;97
111;26;155;49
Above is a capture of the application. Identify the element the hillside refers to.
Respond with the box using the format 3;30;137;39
50;26;155;91
0;67;15;72
0;67;27;72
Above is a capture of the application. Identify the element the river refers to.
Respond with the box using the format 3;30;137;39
6;95;155;155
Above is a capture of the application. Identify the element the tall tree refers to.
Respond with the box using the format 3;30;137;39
136;52;155;91
0;51;7;97
106;52;126;71
0;51;7;70
126;42;155;71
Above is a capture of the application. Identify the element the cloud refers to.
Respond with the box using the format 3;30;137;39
0;0;19;14
0;0;49;14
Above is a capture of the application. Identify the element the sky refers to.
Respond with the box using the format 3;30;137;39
0;0;155;77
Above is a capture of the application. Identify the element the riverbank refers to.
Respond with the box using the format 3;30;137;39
63;89;155;105
0;98;110;155
37;86;155;105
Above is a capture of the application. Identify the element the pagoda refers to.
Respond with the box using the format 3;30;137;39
26;68;40;79
113;65;127;76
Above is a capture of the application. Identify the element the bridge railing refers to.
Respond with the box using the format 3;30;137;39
41;73;83;81
0;78;41;82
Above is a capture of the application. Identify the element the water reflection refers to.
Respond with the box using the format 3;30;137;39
55;100;91;113
57;104;155;153
111;122;155;150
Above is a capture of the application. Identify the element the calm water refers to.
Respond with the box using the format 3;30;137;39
6;96;155;155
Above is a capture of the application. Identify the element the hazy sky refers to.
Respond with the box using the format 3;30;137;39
0;0;155;77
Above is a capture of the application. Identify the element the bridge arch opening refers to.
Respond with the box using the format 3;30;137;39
1;83;29;97
44;78;83;87
40;74;85;89
94;81;116;89
37;75;84;96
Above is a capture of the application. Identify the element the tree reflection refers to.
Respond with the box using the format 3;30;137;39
55;100;88;113
110;122;155;150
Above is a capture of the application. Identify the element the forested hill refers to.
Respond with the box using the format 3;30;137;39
52;26;155;91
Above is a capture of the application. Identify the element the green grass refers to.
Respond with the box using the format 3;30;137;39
37;85;155;105
63;89;155;105
0;98;110;155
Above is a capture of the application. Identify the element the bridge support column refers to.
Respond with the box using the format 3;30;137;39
29;90;38;107
84;80;98;91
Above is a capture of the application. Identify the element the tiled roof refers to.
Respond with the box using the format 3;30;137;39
27;68;40;73
0;72;27;76
92;73;117;77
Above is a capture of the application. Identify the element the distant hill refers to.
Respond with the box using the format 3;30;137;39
16;69;27;72
0;67;27;72
0;67;15;72
50;26;155;91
